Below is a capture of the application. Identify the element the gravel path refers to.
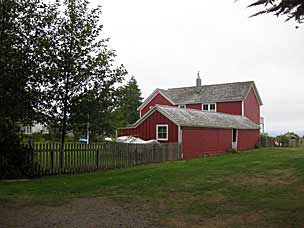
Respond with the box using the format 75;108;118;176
0;198;164;228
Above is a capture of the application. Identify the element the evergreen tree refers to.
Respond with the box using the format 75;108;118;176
113;76;143;129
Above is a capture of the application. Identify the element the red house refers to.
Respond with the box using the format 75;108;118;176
118;77;263;159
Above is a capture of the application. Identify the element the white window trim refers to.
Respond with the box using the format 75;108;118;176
202;103;217;112
156;124;168;141
241;101;244;116
178;104;186;109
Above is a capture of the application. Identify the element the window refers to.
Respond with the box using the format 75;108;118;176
203;104;209;111
178;105;186;109
210;104;216;112
156;125;168;141
202;103;216;112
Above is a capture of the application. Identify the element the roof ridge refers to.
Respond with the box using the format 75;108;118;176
166;81;254;91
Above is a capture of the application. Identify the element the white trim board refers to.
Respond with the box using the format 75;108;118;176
156;124;169;141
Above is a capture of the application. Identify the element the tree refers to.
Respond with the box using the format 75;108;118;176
0;0;53;178
112;76;143;129
246;0;304;24
69;84;120;140
38;0;126;155
0;0;51;125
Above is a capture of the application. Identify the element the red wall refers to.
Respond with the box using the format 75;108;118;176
186;103;201;110
237;129;260;151
244;87;260;124
140;93;174;117
182;127;232;159
118;110;178;143
217;101;242;115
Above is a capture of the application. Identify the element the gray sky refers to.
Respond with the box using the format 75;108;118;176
92;0;304;136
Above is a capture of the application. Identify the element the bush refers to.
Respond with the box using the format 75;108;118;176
0;121;35;179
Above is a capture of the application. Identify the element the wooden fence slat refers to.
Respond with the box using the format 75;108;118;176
22;142;180;177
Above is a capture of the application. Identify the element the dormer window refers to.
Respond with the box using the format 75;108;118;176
202;103;216;112
178;105;186;109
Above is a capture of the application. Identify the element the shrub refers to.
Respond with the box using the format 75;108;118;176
0;121;35;179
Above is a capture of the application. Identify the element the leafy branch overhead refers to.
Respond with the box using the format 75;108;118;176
246;0;304;23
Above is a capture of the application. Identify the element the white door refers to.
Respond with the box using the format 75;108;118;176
232;129;238;149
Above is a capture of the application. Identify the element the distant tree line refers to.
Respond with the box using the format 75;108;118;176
0;0;142;177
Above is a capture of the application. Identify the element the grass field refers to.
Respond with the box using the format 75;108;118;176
1;147;304;227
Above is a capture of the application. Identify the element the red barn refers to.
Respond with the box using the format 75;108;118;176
118;77;263;159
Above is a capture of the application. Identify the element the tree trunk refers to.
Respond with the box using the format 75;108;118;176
60;104;67;169
60;74;70;169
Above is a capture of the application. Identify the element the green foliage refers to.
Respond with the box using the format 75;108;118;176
275;134;289;147
247;0;304;25
112;76;143;129
35;0;127;143
0;0;51;124
0;121;35;179
0;0;54;175
275;132;300;146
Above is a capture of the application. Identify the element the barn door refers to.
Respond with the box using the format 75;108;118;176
232;129;238;150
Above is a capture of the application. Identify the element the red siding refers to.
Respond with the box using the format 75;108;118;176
182;128;232;159
140;93;174;117
186;103;201;110
237;129;260;151
118;110;178;143
244;87;260;124
217;101;242;115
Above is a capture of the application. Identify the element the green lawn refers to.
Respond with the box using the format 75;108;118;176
1;147;304;227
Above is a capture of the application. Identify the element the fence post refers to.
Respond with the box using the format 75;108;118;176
51;144;54;173
96;149;99;170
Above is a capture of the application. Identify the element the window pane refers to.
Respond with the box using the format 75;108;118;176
157;126;168;139
210;104;216;111
203;104;208;110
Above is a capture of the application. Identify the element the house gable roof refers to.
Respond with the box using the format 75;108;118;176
138;81;263;111
125;105;260;130
137;88;176;111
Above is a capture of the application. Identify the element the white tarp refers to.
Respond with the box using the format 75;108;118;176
116;136;158;144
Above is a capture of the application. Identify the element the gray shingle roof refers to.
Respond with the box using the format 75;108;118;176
157;105;259;129
138;105;259;130
160;81;255;104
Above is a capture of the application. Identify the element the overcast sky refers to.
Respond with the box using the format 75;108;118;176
91;0;304;136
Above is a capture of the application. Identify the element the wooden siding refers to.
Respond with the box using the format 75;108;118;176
244;87;260;124
119;110;178;143
186;103;202;110
237;129;260;151
182;127;232;159
217;101;242;115
140;93;174;117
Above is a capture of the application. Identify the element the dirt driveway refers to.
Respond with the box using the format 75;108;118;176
0;197;164;228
